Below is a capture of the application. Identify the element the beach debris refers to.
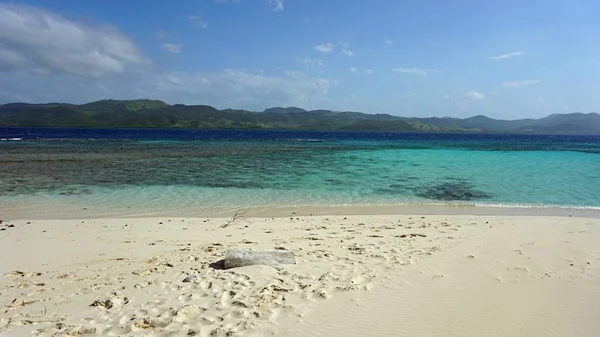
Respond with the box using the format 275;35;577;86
132;318;155;330
90;293;128;310
221;249;295;270
347;244;366;254
221;210;247;228
182;274;197;283
7;271;42;278
399;233;427;238
90;299;113;309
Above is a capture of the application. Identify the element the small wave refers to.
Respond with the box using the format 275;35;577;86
294;138;327;142
469;202;600;211
0;138;23;141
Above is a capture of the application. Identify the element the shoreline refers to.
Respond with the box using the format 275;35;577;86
2;202;600;220
234;204;600;219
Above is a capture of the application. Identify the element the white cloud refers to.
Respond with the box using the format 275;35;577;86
156;29;167;40
268;0;284;11
0;3;149;78
502;80;539;87
314;43;334;53
465;91;485;100
298;57;323;69
0;3;343;111
216;0;241;2
164;75;182;85
392;68;433;77
365;69;374;74
189;15;208;28
0;68;338;110
284;70;305;79
162;44;182;53
490;51;524;61
442;95;452;99
153;69;334;108
341;49;354;57
349;67;357;73
384;38;393;45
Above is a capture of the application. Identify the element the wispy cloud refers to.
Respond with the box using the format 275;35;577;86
268;0;284;11
284;70;305;79
392;68;433;77
162;44;182;53
465;91;485;100
365;69;374;74
502;80;539;87
384;38;392;45
154;69;335;108
0;3;149;78
156;29;167;40
0;4;339;109
314;43;334;53
341;49;354;57
349;67;357;73
189;15;208;28
298;57;323;69
490;51;524;61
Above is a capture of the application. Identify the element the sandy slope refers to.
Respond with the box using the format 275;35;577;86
279;216;600;337
1;213;599;337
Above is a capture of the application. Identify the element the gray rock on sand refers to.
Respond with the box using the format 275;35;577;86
182;274;197;283
223;249;296;270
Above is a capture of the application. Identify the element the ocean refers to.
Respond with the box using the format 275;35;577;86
1;127;600;217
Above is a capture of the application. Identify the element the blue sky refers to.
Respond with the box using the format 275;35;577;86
1;0;599;118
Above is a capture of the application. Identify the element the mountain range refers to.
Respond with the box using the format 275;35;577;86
1;99;599;134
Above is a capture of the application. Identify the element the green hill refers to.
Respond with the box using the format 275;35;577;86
0;99;598;134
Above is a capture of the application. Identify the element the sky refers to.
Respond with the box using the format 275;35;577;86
1;0;599;118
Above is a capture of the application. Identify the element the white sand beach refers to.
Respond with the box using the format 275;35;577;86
1;210;600;336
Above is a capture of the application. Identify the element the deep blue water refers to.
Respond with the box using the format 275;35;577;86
1;127;600;216
2;126;600;144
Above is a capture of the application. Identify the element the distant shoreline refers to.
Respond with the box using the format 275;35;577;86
3;125;600;137
2;99;599;134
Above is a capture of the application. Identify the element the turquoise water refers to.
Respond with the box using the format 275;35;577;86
1;128;600;215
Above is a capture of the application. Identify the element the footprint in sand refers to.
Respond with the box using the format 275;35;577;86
174;304;206;323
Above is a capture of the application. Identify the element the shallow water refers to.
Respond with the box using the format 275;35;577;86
1;127;600;216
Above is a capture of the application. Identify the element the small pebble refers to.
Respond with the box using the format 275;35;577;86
182;274;197;283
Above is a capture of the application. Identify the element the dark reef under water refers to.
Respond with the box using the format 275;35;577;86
1;127;599;207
